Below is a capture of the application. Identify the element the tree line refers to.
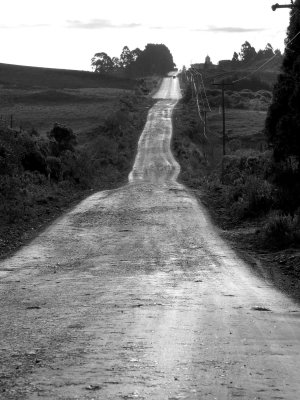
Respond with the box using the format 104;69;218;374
91;44;175;76
231;41;282;64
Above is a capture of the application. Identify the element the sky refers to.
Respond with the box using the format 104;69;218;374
0;0;292;71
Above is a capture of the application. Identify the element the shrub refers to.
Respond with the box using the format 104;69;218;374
48;123;77;152
244;176;274;215
260;211;299;248
222;150;272;184
256;90;272;99
226;175;274;219
239;90;256;99
46;156;61;180
21;148;47;174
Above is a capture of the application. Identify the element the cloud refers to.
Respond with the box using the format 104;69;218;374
193;26;265;33
67;19;141;29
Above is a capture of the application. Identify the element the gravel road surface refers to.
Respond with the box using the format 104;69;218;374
0;73;299;400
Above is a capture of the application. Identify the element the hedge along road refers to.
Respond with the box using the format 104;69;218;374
0;74;300;400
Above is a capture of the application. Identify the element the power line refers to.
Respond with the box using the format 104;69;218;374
232;30;300;84
232;54;278;83
190;69;212;139
190;67;211;112
191;74;204;123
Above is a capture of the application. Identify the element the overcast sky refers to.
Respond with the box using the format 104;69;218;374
0;0;291;71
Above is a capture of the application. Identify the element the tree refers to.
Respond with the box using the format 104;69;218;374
232;51;239;62
133;43;175;76
131;48;142;62
91;52;114;73
239;41;257;63
264;43;274;58
264;0;300;212
48;123;77;153
112;57;121;71
120;46;134;69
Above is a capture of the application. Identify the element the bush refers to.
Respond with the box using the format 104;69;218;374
244;176;274;215
48;123;77;152
46;156;61;180
222;151;272;185
260;211;299;248
226;175;274;219
239;90;256;99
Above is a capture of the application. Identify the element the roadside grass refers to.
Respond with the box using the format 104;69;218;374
0;93;154;259
172;95;300;296
0;62;161;259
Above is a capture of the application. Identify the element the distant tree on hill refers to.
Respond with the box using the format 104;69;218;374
133;43;175;75
119;46;142;76
91;43;175;76
91;52;113;73
232;51;239;63
239;41;257;63
232;42;282;65
120;46;134;69
131;48;142;62
112;57;121;71
264;0;300;212
264;43;275;58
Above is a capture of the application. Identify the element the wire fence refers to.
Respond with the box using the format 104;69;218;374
0;114;33;132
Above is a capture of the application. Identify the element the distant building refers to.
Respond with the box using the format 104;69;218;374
191;55;217;71
205;55;212;66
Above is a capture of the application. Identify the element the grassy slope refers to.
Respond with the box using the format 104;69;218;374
0;63;137;136
0;63;155;259
0;62;135;89
172;98;300;302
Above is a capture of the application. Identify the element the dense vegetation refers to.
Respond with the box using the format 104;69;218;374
172;86;300;282
0;94;154;257
265;1;300;215
232;41;282;64
173;34;300;281
91;43;175;76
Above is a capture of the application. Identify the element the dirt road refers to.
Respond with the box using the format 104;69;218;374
0;75;300;400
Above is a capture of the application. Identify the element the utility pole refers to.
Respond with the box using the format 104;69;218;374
272;0;300;10
212;81;233;156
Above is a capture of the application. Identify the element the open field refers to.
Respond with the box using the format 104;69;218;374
0;87;132;135
0;62;135;89
0;63;161;136
207;108;267;152
0;63;135;135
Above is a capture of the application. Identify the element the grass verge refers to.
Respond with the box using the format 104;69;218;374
172;97;300;302
0;94;155;259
